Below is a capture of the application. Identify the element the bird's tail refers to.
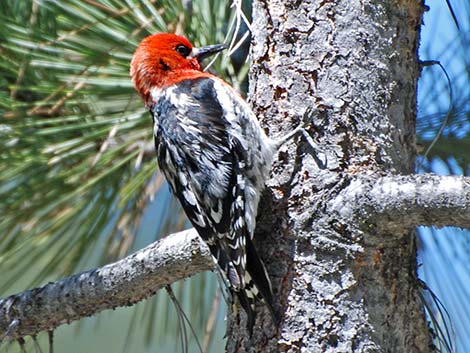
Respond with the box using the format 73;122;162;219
233;237;278;334
209;238;277;334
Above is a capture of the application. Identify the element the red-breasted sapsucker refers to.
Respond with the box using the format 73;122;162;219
130;33;294;330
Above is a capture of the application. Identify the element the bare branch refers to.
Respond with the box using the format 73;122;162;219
330;173;470;233
0;228;212;342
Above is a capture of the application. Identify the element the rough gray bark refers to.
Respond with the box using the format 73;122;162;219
1;0;467;352
331;174;470;233
225;0;431;352
0;229;211;341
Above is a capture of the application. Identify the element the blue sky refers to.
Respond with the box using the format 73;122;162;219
418;1;470;352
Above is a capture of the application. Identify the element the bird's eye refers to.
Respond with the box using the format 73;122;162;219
175;44;191;57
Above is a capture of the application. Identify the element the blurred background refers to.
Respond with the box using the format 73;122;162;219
0;0;468;352
417;1;470;352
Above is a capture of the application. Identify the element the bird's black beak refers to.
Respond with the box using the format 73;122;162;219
191;43;227;62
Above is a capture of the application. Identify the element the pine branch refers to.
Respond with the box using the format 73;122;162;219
0;228;212;342
330;173;470;233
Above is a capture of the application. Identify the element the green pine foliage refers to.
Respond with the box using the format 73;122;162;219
0;0;249;351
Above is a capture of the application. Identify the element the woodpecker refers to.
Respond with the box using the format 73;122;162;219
130;33;295;331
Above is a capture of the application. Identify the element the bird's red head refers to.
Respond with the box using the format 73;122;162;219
130;33;226;106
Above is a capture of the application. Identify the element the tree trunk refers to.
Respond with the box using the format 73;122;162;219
226;1;431;352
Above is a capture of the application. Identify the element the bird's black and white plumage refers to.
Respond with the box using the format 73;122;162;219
149;76;277;328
